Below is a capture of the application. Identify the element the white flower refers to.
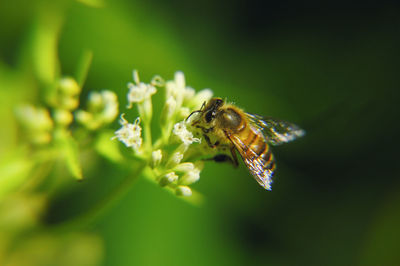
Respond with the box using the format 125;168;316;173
113;114;142;151
173;121;200;146
114;70;215;197
127;82;156;108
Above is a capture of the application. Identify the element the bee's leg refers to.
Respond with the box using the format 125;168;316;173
230;146;239;167
211;154;235;166
203;134;219;148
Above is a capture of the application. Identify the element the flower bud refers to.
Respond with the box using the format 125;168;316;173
61;96;80;110
175;186;192;197
174;162;195;172
152;149;162;167
159;172;178;187
168;151;184;166
54;109;73;126
59;77;80;96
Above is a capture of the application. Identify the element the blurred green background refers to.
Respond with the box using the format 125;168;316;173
1;0;400;265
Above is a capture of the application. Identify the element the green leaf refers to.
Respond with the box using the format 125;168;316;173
75;50;93;88
63;136;83;180
0;157;34;200
31;6;63;86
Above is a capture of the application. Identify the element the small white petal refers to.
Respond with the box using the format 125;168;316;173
127;82;157;107
133;70;140;84
174;71;185;90
173;121;200;146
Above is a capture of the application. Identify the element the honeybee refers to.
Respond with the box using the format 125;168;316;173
187;97;305;190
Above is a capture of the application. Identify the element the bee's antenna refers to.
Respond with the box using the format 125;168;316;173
186;110;202;121
185;101;206;122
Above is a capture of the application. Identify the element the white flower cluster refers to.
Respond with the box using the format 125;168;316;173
113;114;142;151
113;71;213;197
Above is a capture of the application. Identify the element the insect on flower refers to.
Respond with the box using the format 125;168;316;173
187;98;305;190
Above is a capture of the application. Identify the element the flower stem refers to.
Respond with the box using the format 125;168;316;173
138;102;153;153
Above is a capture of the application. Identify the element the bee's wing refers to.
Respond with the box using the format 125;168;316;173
246;113;305;146
227;133;274;190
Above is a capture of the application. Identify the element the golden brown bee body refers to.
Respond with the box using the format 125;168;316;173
188;97;304;190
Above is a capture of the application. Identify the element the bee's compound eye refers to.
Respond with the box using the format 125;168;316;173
215;99;223;105
205;111;213;123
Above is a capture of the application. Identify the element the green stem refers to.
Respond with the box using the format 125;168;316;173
138;102;153;153
48;162;147;232
143;122;152;152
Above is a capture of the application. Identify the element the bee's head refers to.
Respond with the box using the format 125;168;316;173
203;98;224;123
186;97;224;125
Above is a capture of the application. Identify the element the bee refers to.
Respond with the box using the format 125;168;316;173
187;97;305;190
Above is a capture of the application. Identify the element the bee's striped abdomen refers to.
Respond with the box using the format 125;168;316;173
242;127;276;173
